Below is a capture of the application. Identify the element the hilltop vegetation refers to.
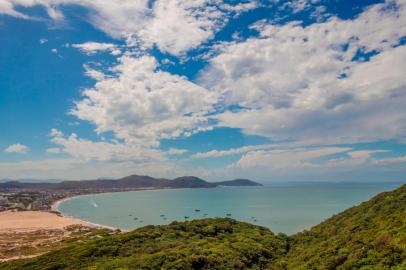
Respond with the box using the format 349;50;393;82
0;219;288;270
281;183;406;269
1;184;405;270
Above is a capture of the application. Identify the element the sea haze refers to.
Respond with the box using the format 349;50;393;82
58;182;402;234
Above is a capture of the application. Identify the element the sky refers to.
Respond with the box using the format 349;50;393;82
0;0;406;182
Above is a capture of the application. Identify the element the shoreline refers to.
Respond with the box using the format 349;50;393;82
51;195;120;231
49;187;180;231
50;186;249;232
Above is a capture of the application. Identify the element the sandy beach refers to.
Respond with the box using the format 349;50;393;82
0;211;99;261
0;211;93;232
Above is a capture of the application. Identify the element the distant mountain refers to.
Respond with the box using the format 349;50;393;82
214;179;263;187
171;176;217;188
0;178;63;183
0;175;261;192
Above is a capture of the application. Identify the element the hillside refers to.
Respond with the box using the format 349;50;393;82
214;179;263;187
280;183;406;269
0;219;289;270
171;176;217;188
1;184;404;269
0;175;260;192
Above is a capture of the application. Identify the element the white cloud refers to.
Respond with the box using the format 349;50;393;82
138;0;226;55
200;0;406;145
0;0;33;19
190;144;277;159
72;42;120;55
4;143;29;154
373;156;406;164
326;150;389;167
49;128;63;137
347;150;388;160
166;148;188;155
220;1;259;15
71;55;217;147
231;147;351;170
0;0;148;30
280;0;312;14
195;147;406;182
1;0;254;56
0;0;62;20
49;129;166;162
2;0;406;181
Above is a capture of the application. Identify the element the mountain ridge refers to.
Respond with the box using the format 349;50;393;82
0;174;262;192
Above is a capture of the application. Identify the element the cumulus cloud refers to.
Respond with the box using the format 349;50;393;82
2;0;406;181
280;0;312;14
220;1;259;15
72;42;120;55
200;0;406;145
49;129;166;162
138;0;226;55
4;143;29;154
71;55;217;147
1;0;254;56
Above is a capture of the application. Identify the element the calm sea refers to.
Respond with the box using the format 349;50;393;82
58;182;402;234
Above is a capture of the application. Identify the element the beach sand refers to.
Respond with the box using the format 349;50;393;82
0;211;98;261
0;211;92;232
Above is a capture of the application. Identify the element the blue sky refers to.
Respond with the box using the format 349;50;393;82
1;0;406;182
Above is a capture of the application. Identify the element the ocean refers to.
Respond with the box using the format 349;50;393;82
58;182;402;234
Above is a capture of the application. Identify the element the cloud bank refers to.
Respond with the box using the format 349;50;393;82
1;0;406;180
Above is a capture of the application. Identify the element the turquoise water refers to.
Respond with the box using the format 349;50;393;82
58;182;402;234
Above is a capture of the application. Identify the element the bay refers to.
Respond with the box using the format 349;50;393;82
58;182;401;234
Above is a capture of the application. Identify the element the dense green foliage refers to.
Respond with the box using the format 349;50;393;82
1;184;405;270
280;184;406;269
1;219;288;270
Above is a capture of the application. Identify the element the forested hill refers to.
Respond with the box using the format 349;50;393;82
281;182;406;269
0;174;262;191
1;184;404;270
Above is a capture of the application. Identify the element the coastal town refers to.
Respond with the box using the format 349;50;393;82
0;191;69;212
0;188;112;261
0;189;120;262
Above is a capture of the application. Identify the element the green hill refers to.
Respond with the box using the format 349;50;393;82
281;183;406;269
0;219;289;270
1;184;405;270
